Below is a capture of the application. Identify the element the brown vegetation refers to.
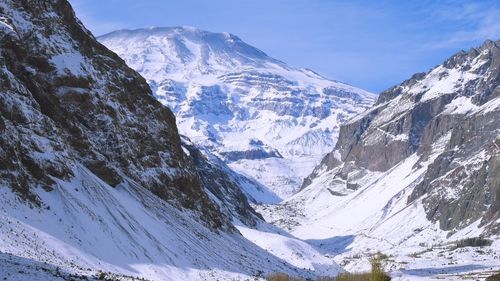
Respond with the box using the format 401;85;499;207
266;253;391;281
266;272;302;281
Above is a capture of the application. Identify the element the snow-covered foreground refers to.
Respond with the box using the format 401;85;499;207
252;40;500;280
257;147;500;280
237;223;342;277
2;1;497;279
0;164;343;280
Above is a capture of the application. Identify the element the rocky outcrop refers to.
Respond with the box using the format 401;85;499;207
303;39;500;234
0;4;345;279
220;148;283;162
0;0;230;230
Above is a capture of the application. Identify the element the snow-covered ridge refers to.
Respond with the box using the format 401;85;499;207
0;164;342;280
99;26;375;199
0;1;343;280
260;39;500;277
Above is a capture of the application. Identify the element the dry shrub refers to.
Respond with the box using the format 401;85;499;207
266;272;302;281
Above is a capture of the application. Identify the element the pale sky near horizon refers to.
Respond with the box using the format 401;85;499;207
69;0;500;93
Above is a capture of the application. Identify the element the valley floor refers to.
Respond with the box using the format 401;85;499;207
0;162;498;281
254;201;500;281
252;150;500;280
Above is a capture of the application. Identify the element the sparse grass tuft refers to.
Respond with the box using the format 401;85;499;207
266;272;302;281
370;253;391;281
336;252;391;281
335;272;372;281
266;253;391;281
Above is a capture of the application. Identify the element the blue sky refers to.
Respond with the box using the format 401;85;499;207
69;0;500;93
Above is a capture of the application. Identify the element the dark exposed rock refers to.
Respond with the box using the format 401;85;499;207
375;72;426;105
84;160;122;187
220;148;283;162
0;0;229;230
304;39;500;234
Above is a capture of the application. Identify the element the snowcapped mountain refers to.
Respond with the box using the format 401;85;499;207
0;1;342;280
258;39;500;277
99;27;375;199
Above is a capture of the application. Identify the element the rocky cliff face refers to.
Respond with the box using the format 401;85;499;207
0;0;230;229
251;40;500;276
0;1;342;280
99;27;375;199
302;39;500;234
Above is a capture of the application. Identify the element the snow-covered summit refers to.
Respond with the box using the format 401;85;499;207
100;27;375;199
100;26;274;78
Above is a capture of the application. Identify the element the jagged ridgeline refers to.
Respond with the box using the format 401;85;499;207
0;0;232;229
303;39;500;235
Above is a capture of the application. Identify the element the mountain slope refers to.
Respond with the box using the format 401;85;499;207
0;1;342;279
99;27;375;199
259;40;500;276
0;1;226;229
181;136;268;226
301;39;500;234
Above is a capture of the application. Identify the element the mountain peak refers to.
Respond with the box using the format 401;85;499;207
99;26;249;50
100;26;375;199
99;26;276;80
477;38;499;50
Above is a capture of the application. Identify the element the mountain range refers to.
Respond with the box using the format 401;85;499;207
0;1;499;280
259;39;500;274
0;1;340;279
